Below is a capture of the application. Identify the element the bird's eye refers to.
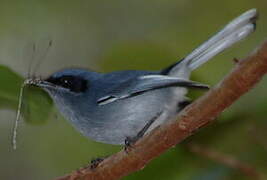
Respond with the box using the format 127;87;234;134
60;77;73;88
46;75;88;93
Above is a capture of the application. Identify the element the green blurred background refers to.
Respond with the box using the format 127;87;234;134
1;0;267;180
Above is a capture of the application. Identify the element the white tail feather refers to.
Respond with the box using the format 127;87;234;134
170;9;257;74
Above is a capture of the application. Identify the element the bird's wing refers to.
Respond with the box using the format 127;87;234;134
97;74;209;105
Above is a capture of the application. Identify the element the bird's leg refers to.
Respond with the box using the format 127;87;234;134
124;111;162;151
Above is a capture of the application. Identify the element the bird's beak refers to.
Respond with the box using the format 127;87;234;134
24;78;54;89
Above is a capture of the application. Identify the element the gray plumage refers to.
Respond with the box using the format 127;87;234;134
31;9;257;145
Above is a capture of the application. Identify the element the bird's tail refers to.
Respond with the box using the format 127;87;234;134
164;9;258;76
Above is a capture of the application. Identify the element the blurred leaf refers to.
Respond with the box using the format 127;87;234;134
0;65;23;101
0;65;53;124
22;86;53;124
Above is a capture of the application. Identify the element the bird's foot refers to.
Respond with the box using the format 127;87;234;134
124;136;140;152
90;157;105;169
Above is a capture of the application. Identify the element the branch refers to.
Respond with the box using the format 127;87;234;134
187;143;264;179
56;40;267;180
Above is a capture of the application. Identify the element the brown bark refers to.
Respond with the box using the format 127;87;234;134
56;40;267;180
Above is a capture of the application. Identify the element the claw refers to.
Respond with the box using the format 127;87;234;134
90;157;105;169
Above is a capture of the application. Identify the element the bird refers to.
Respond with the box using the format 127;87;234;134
13;9;258;147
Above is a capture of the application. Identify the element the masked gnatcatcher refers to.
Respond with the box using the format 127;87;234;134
12;9;257;149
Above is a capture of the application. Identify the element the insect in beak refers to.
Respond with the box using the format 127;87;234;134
12;40;53;150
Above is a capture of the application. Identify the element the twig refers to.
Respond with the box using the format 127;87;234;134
56;40;267;180
187;143;264;179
